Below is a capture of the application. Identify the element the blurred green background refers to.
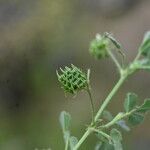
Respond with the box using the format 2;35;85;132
0;0;150;149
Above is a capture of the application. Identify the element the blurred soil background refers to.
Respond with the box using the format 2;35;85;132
0;0;150;149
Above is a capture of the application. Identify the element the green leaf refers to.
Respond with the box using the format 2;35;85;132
128;113;144;126
103;110;113;121
95;142;102;150
95;142;114;150
124;93;137;112
59;111;71;133
139;31;150;56
116;120;130;132
69;136;78;150
110;129;123;150
110;129;122;141
138;99;150;113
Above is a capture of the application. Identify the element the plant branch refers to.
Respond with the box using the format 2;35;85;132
89;128;111;141
107;48;122;72
73;53;139;150
87;86;95;124
73;129;92;150
73;73;128;150
134;51;141;62
101;109;137;129
65;135;69;150
94;74;127;122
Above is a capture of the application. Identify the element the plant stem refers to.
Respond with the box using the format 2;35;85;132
107;48;122;72
65;135;69;150
102;109;136;129
87;87;95;124
90;128;111;140
73;73;128;150
134;51;141;61
94;74;127;122
73;129;92;150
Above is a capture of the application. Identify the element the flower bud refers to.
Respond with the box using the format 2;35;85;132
56;64;88;94
89;34;110;59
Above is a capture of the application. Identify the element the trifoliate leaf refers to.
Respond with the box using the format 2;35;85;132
59;111;71;133
138;99;150;113
139;31;150;56
110;129;123;150
69;136;78;150
124;93;137;112
128;113;144;126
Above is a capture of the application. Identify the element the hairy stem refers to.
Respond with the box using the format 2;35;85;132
94;74;127;122
107;48;122;72
73;73;128;150
102;109;137;129
73;129;92;150
87;87;95;124
134;51;141;62
73;52;139;150
89;128;111;140
65;135;69;150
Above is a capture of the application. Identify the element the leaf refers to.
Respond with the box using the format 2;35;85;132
110;129;122;141
139;31;150;56
110;129;122;140
110;129;123;150
116;120;130;132
69;136;78;150
103;110;113;121
95;142;114;150
128;113;144;126
138;99;150;113
59;111;71;133
124;93;137;112
95;142;102;150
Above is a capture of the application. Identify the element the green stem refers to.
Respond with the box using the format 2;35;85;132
87;87;95;124
73;51;139;150
134;51;141;62
107;48;122;72
73;129;92;150
102;109;136;129
94;74;127;122
73;73;128;150
90;128;111;140
65;135;69;150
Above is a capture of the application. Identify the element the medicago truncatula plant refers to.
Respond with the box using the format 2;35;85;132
56;32;150;150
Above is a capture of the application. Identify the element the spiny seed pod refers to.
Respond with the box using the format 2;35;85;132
89;34;110;59
56;64;88;94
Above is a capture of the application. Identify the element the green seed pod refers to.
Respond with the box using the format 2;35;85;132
89;34;110;59
56;64;88;94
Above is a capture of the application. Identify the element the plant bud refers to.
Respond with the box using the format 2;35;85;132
89;34;110;59
56;64;88;94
